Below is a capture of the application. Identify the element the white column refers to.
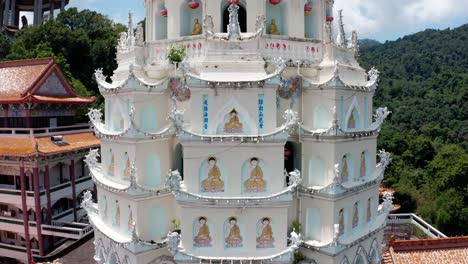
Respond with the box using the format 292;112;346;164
287;0;306;38
37;0;43;24
166;0;180;39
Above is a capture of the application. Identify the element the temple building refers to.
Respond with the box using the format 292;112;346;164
82;1;394;264
0;0;68;34
0;57;97;264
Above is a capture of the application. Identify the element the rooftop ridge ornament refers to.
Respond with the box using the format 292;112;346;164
336;9;347;48
227;2;241;40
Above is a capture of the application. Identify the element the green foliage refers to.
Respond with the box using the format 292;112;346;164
360;24;468;236
167;46;186;64
291;220;302;234
293;251;305;264
0;33;10;59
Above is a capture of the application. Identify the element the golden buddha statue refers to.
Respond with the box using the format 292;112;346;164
124;152;131;177
109;149;115;176
340;156;348;183
201;157;224;192
190;18;202;35
268;19;281;35
339;209;344;235
226;217;243;248
224;109;243;133
256;217;274;248
244;158;267;192
348;113;356;129
115;200;120;226
360;152;366;177
194;217;212;247
128;205;134;230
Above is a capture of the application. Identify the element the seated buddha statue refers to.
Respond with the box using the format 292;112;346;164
190;18;202;35
124;152;131;177
109;149;115;176
244;158;267;192
268;19;281;35
194;217;212;247
115;200;120;226
256;217;274;248
201;157;224;192
224;109;243;133
128;205;134;231
226;217;243;248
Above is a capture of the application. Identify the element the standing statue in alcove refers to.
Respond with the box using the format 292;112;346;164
21;16;29;29
268;19;281;35
190;18;202;35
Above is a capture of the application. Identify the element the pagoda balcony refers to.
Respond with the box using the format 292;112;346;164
0;176;93;208
0;242;40;263
0;124;93;137
146;35;323;68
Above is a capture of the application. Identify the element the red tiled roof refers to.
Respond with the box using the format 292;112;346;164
0;132;100;157
0;57;95;104
383;236;468;264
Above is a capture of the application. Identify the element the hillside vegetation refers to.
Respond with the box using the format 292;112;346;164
359;24;468;236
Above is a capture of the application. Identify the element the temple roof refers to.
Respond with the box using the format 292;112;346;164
0;57;95;105
0;132;100;157
383;236;468;264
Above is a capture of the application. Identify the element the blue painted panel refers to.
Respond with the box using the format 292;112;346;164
150;208;166;240
145;154;161;187
306;208;321;240
308;158;325;186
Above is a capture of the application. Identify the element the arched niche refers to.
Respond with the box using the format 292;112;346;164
304;0;320;39
193;216;213;248
308;157;325;186
180;0;204;37
353;246;369;264
241;157;269;194
313;105;330;130
173;143;184;180
265;0;288;36
352;201;359;228
368;239;380;263
140;104;158;133
284;141;301;175
340;154;352;183
359;151;369;178
214;98;255;135
256;217;275;248
224;216;244;249
111;101;127;132
144;153;162;187
108;252;120;264
155;1;168;40
345;97;362;130
305;208;321;241
150;207;167;240
222;1;247;33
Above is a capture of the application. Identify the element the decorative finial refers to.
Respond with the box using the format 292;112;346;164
336;10;347;48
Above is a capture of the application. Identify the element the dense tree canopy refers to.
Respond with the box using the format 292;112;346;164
360;24;468;236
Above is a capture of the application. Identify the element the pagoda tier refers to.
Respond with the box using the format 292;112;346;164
82;1;394;264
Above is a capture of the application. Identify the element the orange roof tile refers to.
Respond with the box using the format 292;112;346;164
0;132;100;157
0;57;95;104
383;236;468;264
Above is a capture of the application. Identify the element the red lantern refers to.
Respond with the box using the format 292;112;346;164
304;4;312;16
326;16;334;22
269;0;281;5
161;7;168;17
188;0;200;9
228;0;240;5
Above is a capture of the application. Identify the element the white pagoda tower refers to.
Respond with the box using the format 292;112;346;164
82;1;394;264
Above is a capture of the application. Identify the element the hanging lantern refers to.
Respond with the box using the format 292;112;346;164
269;0;281;5
161;7;168;17
228;0;240;5
304;4;312;16
188;0;200;9
326;16;334;22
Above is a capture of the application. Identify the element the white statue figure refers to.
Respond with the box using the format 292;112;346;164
348;30;359;50
118;31;128;51
381;191;394;213
166;170;182;191
135;23;144;46
227;2;241;40
288;169;303;187
324;22;333;43
372;107;391;131
80;190;93;209
203;15;214;35
167;231;180;255
333;163;341;183
274;57;287;72
254;15;266;36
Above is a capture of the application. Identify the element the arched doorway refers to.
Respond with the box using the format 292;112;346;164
222;4;247;33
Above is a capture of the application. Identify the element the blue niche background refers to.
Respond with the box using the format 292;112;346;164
216;110;251;135
198;158;226;193
223;217;244;249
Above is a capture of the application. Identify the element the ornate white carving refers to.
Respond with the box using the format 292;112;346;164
378;150;392;169
166;170;183;191
227;3;241;40
87;108;103;127
368;67;380;84
135;23;144;46
283;109;298;129
169;109;185;130
289;228;302;248
81;190;93;209
95;68;106;82
336;10;347;48
166;231;180;255
288;169;303;187
203;15;214;35
85;149;100;169
348;30;359;52
325;22;333;43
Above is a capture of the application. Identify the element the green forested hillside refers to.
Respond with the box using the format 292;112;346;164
359;24;468;236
